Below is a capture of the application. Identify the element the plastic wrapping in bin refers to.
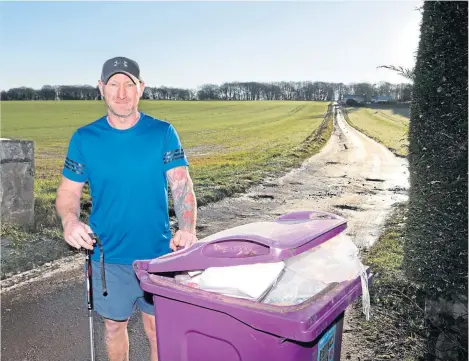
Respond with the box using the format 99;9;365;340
263;231;371;316
134;210;372;361
262;268;328;305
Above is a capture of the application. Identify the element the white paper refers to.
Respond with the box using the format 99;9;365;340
198;262;285;300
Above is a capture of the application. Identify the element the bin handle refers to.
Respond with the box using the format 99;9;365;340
141;238;281;273
153;235;276;260
137;210;347;274
140;228;346;273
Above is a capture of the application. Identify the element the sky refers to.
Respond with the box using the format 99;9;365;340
0;0;423;91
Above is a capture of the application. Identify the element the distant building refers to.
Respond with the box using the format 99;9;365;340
371;95;395;104
341;94;366;105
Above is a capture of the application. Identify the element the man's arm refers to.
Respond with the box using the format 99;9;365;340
56;176;94;249
166;166;198;249
56;176;83;224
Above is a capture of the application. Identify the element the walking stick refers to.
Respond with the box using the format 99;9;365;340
86;233;107;361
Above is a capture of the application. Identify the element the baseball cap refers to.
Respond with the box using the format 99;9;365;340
101;56;142;84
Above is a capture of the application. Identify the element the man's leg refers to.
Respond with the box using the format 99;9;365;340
88;261;138;361
142;311;158;361
104;318;130;361
136;290;158;361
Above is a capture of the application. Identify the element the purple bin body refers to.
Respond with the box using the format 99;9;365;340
134;211;372;361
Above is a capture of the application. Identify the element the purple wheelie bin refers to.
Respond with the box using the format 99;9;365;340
133;210;372;361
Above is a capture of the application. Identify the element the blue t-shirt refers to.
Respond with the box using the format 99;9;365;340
62;112;189;265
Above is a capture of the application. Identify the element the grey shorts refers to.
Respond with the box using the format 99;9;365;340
85;260;155;321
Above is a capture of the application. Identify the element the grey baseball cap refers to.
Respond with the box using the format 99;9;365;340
101;56;142;84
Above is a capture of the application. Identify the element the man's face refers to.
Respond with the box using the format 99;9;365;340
98;73;145;118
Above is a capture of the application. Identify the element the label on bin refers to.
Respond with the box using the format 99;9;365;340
317;324;336;361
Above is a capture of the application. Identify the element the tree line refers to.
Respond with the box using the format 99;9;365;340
1;81;412;102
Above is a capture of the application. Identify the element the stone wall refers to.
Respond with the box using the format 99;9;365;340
1;139;35;227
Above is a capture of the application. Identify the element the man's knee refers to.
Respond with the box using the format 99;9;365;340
142;313;156;339
104;318;128;338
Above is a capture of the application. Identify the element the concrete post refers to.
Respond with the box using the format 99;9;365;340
0;138;35;227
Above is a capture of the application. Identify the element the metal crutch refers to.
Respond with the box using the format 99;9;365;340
86;233;107;361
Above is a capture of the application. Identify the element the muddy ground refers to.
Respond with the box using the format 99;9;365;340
1;108;409;361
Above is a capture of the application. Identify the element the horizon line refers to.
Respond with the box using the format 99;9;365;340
1;79;412;92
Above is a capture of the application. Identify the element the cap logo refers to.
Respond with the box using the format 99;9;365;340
113;60;128;67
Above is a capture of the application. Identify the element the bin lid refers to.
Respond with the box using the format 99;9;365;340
142;210;347;274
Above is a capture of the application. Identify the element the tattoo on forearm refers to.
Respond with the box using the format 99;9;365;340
166;167;197;233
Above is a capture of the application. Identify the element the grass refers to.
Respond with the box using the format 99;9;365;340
1;99;332;237
350;202;426;360
343;105;410;157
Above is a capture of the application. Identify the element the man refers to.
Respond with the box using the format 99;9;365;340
55;56;198;361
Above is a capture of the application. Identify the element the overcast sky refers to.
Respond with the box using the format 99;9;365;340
0;1;423;90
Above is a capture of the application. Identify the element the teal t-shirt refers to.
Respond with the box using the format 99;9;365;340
62;112;189;264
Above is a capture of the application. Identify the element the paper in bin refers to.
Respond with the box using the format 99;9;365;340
197;261;285;300
188;270;203;277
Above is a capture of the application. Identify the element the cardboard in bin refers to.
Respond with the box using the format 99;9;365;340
133;210;372;361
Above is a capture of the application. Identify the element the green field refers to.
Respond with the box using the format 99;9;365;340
1;100;332;232
344;105;410;157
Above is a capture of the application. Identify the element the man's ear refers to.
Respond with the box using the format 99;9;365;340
97;80;105;97
138;81;145;98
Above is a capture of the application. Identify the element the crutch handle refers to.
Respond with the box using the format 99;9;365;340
89;233;107;296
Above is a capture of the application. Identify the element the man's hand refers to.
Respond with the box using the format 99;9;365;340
170;229;198;251
56;176;93;250
62;217;95;250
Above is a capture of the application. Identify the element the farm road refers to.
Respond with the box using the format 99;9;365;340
1;107;409;361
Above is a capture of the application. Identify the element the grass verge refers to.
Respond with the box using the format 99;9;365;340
349;202;427;360
342;105;409;157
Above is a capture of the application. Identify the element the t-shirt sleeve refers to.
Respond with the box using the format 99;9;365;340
162;124;189;172
62;130;88;183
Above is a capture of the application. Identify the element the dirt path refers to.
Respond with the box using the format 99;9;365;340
1;108;409;361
